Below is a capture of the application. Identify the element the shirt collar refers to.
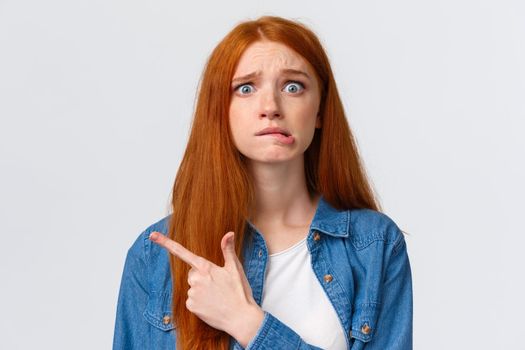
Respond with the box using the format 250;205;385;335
246;194;350;238
309;194;350;238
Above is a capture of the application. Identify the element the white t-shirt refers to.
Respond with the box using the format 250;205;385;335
260;237;347;349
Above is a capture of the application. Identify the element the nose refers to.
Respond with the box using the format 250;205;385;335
258;88;281;119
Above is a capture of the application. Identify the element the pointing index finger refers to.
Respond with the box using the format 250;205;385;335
149;231;201;269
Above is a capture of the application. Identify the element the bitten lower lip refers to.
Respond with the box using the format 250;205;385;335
258;133;295;145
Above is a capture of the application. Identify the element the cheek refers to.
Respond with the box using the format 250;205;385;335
292;99;320;142
291;100;319;127
286;92;319;115
228;103;250;143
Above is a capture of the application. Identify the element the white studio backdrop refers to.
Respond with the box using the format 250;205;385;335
0;0;523;349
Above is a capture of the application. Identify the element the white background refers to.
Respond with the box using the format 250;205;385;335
1;0;524;349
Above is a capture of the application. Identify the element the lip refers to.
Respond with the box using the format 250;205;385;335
255;126;291;137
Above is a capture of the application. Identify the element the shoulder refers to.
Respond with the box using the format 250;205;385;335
127;214;172;262
341;209;412;343
118;214;177;333
127;214;175;298
125;214;174;297
346;208;405;253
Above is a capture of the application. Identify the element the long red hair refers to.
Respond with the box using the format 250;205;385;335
167;15;381;349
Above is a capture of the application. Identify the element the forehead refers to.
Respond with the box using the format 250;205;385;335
234;40;311;75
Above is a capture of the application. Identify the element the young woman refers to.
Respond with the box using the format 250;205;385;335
113;16;413;350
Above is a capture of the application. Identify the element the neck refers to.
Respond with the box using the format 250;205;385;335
247;156;320;228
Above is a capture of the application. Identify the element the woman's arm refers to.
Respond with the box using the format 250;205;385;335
350;231;413;350
232;311;324;350
372;233;412;349
150;231;325;349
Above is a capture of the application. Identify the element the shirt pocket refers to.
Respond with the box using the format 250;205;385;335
349;303;380;343
142;291;176;332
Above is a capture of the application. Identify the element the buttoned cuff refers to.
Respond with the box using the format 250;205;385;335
246;311;307;349
230;311;323;350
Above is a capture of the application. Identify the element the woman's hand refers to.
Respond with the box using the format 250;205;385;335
149;230;264;347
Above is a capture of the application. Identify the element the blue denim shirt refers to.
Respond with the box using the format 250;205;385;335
113;195;413;349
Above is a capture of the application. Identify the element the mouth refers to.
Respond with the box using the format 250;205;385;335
255;126;291;137
255;127;295;145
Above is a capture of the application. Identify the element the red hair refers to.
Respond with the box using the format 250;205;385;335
167;15;381;349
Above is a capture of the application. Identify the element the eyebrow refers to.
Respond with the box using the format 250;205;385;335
231;69;312;85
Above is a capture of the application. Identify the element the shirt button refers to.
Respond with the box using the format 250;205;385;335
361;324;371;335
323;274;333;283
162;315;171;325
313;232;321;241
258;249;263;258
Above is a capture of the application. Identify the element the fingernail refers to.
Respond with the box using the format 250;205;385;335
149;232;158;241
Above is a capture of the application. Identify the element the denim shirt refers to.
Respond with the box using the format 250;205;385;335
113;196;413;349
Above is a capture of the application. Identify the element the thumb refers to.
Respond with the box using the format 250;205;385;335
222;232;254;297
221;231;237;266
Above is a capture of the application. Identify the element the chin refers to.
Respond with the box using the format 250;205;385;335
251;154;300;164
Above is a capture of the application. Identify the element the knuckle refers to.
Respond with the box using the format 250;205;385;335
197;258;211;273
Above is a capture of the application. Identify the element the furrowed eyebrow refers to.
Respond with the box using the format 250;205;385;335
280;69;311;80
231;69;311;85
231;72;260;86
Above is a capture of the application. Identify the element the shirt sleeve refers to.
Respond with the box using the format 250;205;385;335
232;311;323;350
112;233;150;350
351;231;413;350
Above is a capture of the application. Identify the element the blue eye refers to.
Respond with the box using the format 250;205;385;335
283;81;304;94
236;84;255;95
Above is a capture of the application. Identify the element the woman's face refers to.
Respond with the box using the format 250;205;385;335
228;40;321;165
